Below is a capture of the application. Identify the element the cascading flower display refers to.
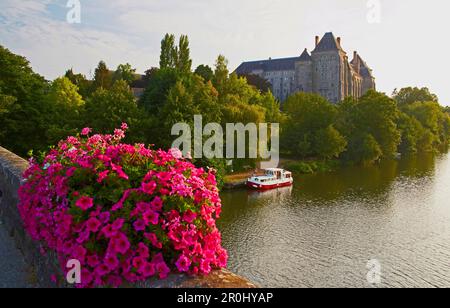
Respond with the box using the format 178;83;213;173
18;125;227;288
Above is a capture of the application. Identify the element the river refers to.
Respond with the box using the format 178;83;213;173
218;153;450;288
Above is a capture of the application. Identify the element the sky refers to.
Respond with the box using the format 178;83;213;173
1;0;449;105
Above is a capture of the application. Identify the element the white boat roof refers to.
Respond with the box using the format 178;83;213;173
264;168;291;173
255;176;276;180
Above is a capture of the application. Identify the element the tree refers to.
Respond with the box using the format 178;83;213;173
45;77;85;144
212;55;229;95
160;34;177;69
0;45;49;155
359;134;383;165
337;90;401;162
139;68;181;113
281;92;345;159
238;73;272;93
143;67;159;82
0;90;16;141
257;91;283;124
93;61;113;90
315;125;347;160
84;80;143;139
65;69;91;98
194;65;214;82
397;112;423;153
176;35;192;73
158;74;222;148
47;77;84;108
159;34;192;73
113;63;137;85
0;90;15;114
402;101;450;150
393;87;438;105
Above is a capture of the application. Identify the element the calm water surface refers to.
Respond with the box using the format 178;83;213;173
218;153;450;287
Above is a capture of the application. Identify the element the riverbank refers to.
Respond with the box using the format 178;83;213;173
223;171;262;190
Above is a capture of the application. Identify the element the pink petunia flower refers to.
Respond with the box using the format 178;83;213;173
104;254;119;270
175;254;192;273
87;255;100;268
155;261;170;279
144;232;162;249
141;181;157;195
143;210;159;226
137;242;149;258
133;219;146;232
97;170;109;183
75;196;94;211
111;233;130;255
182;210;197;224
150;196;163;211
140;262;155;278
86;217;101;233
111;218;125;231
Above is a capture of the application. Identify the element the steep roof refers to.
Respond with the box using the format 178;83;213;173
351;54;374;78
298;48;312;62
313;32;343;52
235;56;300;73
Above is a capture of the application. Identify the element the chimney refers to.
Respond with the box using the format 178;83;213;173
337;37;341;46
315;36;320;47
353;51;360;74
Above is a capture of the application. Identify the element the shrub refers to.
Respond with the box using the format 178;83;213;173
284;160;339;174
18;124;227;288
285;161;314;174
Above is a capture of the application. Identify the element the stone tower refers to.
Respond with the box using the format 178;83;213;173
295;48;313;93
310;32;348;102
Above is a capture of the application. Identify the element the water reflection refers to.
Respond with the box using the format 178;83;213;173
219;153;450;288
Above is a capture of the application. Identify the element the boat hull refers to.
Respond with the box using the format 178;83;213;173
246;180;293;191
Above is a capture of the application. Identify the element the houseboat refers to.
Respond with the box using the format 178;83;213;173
247;168;293;190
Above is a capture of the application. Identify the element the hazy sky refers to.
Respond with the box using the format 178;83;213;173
1;0;449;105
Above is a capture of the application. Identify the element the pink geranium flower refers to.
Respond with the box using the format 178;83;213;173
81;127;92;136
182;210;197;224
169;148;183;159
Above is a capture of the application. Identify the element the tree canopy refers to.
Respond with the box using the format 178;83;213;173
1;37;449;176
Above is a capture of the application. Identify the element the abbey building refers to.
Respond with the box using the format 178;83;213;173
235;32;376;103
